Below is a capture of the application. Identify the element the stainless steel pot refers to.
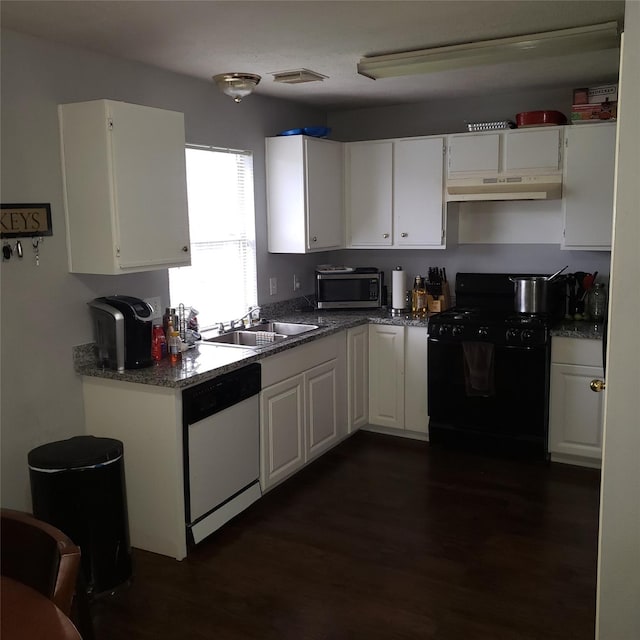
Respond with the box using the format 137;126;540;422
509;267;568;314
510;277;549;314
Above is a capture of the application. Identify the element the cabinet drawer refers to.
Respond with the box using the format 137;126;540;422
261;333;344;387
552;336;603;367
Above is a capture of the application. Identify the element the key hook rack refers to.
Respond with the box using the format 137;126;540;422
1;203;53;266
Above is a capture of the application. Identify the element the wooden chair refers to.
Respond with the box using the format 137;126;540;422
0;508;81;616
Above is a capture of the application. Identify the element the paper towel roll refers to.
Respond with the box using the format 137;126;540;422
392;267;406;309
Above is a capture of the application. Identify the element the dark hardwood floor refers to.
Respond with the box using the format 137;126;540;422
91;432;601;640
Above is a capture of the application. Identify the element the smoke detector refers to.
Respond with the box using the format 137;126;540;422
271;68;328;84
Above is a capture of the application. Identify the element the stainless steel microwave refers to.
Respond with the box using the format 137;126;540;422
315;268;383;309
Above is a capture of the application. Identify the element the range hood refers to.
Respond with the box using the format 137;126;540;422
446;174;563;202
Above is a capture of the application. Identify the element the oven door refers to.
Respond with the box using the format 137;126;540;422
427;338;550;456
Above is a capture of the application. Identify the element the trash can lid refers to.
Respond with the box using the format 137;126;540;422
28;436;123;470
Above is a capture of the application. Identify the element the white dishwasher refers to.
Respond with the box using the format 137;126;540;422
182;362;262;545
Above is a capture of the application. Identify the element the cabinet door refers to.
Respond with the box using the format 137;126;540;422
260;375;305;490
368;325;405;429
306;360;339;461
110;101;190;270
346;141;393;246
306;138;344;251
503;129;561;172
347;325;369;433
394;138;445;247
549;363;604;464
448;133;500;175
60;100;190;273
404;327;429;434
562;123;616;250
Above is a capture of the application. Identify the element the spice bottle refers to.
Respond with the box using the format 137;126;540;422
168;330;182;365
163;307;179;340
151;324;167;362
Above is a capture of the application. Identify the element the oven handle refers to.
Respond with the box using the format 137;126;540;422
427;339;547;351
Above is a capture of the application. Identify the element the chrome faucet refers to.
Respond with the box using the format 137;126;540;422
234;305;262;328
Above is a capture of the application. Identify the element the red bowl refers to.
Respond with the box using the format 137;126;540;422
516;110;567;127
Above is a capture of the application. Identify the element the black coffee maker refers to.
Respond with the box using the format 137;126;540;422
88;296;153;371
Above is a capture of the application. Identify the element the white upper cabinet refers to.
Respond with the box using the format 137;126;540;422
266;135;343;253
503;129;562;172
345;140;393;247
448;133;500;175
394;137;446;248
346;137;447;249
447;128;562;177
59;100;191;274
562;122;616;251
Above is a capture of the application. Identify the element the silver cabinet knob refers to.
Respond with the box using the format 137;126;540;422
182;246;189;252
312;236;318;242
383;233;390;238
401;232;408;238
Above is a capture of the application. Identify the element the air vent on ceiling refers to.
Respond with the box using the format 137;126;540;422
271;68;328;84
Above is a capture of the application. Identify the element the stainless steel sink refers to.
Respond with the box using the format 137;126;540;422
201;321;319;349
244;321;319;335
204;331;288;347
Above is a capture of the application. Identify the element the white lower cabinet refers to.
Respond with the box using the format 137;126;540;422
81;378;187;560
549;337;605;467
347;325;369;433
260;375;305;489
368;324;429;436
369;324;405;429
306;360;341;460
404;327;429;434
260;333;347;491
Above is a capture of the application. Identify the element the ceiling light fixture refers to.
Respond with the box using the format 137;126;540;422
213;73;261;103
271;68;328;84
357;21;620;80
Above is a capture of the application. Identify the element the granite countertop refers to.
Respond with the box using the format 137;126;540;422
73;308;432;390
550;320;606;340
74;306;602;390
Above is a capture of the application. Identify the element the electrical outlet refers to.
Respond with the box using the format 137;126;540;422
269;277;278;296
144;296;162;319
293;274;301;291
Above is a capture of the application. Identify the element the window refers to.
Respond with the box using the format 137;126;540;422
169;145;257;331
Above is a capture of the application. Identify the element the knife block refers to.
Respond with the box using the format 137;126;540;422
427;282;451;313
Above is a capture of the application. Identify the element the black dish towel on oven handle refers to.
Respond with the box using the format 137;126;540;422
462;342;495;397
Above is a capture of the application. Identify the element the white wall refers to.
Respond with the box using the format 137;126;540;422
0;29;326;510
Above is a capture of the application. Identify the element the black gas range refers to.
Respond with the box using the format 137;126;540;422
428;307;550;347
427;273;563;459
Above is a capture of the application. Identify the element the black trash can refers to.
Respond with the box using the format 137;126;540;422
28;435;132;596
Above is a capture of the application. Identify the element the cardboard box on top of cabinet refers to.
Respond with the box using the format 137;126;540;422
587;84;618;104
571;100;617;122
573;84;618;105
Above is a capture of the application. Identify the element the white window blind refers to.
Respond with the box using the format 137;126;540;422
169;145;257;331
